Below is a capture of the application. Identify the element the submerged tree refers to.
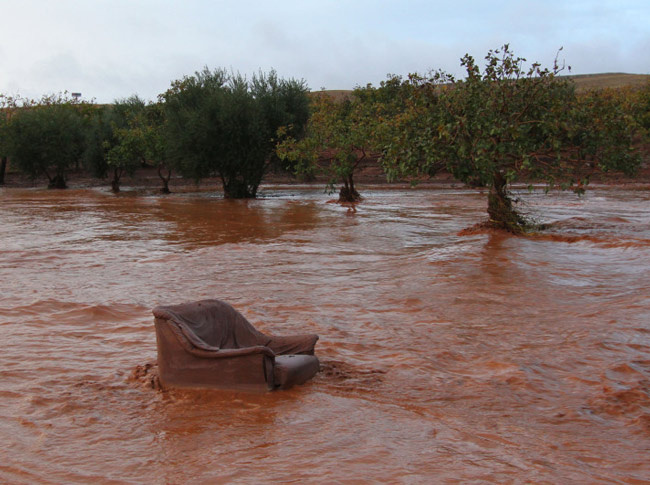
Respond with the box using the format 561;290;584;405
84;96;172;193
8;95;86;189
278;78;404;202
278;93;367;202
84;96;150;193
163;68;309;198
382;45;641;232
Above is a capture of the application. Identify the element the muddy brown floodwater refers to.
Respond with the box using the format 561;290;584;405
1;185;649;483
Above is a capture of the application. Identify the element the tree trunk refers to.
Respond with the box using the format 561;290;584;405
487;172;526;233
223;178;256;199
338;174;361;203
48;173;67;189
158;165;171;194
111;167;122;193
0;156;7;185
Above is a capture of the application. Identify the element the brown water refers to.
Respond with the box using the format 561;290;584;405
1;185;649;483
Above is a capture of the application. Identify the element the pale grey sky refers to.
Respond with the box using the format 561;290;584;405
0;0;648;103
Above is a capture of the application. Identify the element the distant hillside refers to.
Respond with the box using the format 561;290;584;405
312;72;650;98
569;72;650;91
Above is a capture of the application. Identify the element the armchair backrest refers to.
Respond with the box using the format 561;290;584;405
152;299;268;350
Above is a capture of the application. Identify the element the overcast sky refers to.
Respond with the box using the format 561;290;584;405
0;0;648;103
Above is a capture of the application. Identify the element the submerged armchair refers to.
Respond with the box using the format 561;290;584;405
153;299;320;391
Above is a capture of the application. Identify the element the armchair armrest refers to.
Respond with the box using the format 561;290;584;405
156;317;276;359
186;345;276;359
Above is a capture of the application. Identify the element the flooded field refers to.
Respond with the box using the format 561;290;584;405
1;185;649;483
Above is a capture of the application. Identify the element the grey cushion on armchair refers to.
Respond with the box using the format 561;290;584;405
152;299;319;391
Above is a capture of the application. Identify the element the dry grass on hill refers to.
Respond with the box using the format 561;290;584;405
569;73;650;91
312;72;650;99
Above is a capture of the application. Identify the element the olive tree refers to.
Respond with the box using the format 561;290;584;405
382;45;641;232
8;95;86;189
162;68;309;198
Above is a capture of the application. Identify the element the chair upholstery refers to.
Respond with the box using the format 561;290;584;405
152;299;319;391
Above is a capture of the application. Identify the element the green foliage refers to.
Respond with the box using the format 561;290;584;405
136;101;173;193
278;77;405;202
8;95;86;188
278;93;364;201
83;105;117;179
0;96;13;184
163;68;309;198
83;96;148;192
386;46;571;186
0;95;14;158
106;96;147;191
568;89;640;184
634;81;650;138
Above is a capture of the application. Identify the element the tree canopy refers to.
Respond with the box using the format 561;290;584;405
278;93;370;202
380;45;641;232
163;68;309;198
8;95;87;189
277;77;406;202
